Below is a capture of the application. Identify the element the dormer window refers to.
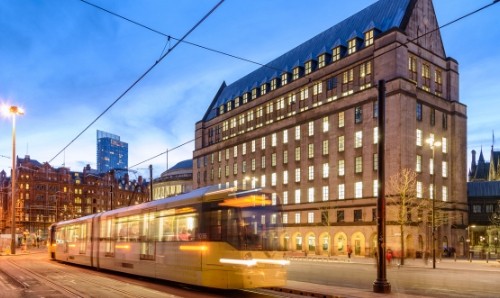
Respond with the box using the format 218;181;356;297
270;78;280;90
332;46;341;62
348;39;357;55
227;101;232;111
251;87;260;100
281;72;290;86
219;105;225;115
365;29;374;46
261;83;268;95
234;96;240;108
292;66;303;80
304;61;313;75
242;93;249;104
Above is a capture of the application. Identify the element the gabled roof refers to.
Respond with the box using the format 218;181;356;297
202;0;412;121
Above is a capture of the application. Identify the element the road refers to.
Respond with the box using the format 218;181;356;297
1;251;499;297
287;257;500;298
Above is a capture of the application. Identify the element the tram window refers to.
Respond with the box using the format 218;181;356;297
116;216;140;242
157;210;198;242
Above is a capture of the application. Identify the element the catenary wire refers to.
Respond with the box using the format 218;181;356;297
129;138;195;169
48;0;224;164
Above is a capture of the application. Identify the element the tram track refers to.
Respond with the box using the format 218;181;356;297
4;255;177;298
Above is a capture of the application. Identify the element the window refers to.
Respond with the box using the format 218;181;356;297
281;72;289;86
283;170;288;184
342;69;354;96
338;112;345;128
283;150;288;164
271;133;277;147
233;145;238;158
283;129;288;144
308;121;314;136
261;156;266;169
261;136;266;149
308;144;314;158
442;113;448;130
416;181;423;198
348;39;357;54
261;83;268;95
422;63;431;91
295;126;301;140
355;182;363;198
295;168;301;182
251;87;259;99
373;180;378;197
408;56;417;82
295;189;301;204
355;131;363;148
313;81;323;96
292;67;301;80
442;186;448;201
472;205;481;213
327;77;338;92
430;108;435;126
338;184;345;200
337;210;345;222
416;102;422;121
318;54;326;68
308;212;314;223
322;140;329;156
416;155;422;172
430;158;435;175
416;129;423;146
295;147;301;161
283;191;288;205
355;106;363;123
332;46;341;62
373;153;378;171
373;127;378;144
322;163;329;178
271;78;279;91
338;160;345;176
271;173;277;186
429;184;434;200
442;137;447;153
271;153;276;167
322;117;329;132
355;157;363;173
442;161;448;178
359;61;372;90
260;175;266;187
322;186;329;201
251;158;256;171
486;204;494;213
354;209;363;222
338;136;345;152
308;188;315;203
233;163;237;175
305;61;313;74
251;140;256;152
373;100;378;118
308;166;314;181
295;212;301;224
365;29;374;46
435;69;443;96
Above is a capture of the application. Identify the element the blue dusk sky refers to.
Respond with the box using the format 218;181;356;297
0;0;499;179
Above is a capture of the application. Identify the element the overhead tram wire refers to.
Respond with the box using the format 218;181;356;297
75;0;499;171
79;0;284;73
129;138;195;169
48;1;225;164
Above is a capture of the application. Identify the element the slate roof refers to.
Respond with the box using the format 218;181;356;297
467;181;500;198
202;0;412;121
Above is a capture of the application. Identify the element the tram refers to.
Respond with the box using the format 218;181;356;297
48;186;288;289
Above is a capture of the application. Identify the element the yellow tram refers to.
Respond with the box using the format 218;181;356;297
48;186;288;289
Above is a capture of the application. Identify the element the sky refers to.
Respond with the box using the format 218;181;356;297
0;0;499;180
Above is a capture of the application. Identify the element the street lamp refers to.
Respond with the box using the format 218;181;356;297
2;105;24;255
426;137;441;269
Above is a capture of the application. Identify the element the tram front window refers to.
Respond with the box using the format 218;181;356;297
205;192;284;251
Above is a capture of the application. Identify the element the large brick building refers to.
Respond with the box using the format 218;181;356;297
0;155;149;239
193;0;467;257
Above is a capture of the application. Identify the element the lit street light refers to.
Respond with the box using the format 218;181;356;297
2;105;24;255
426;137;441;269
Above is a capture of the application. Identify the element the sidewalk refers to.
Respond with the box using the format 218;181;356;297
0;245;47;256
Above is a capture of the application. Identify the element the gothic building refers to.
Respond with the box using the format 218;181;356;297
193;0;468;257
469;146;500;181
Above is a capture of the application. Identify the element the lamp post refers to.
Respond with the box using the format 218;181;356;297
426;137;441;269
3;105;24;255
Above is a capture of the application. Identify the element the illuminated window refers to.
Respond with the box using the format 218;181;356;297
313;81;323;96
261;136;266;150
283;150;288;164
365;29;374;46
233;145;238;158
308;144;314;158
373;127;378;144
373;180;378;197
355;106;363;123
318;54;326;68
295;168;301;182
348;39;357;54
242;143;246;155
430;184;434;199
260;175;266;188
322;140;329;156
332;46;341;62
322;186;329;201
271;153;276;167
283;170;288;184
307;188;315;203
322;163;329;178
442;186;448;201
422;63;431;91
373;153;378;171
261;83;268;95
271;78;279;91
282;213;288;223
283;129;288;144
416;129;423;146
295;126;301;140
338;160;345;176
283;191;288;205
355;182;363;198
338;184;345;200
308;166;314;181
338;136;345;152
416;155;422;172
271;133;277;147
342;69;354;96
305;61;313;74
338;112;345;127
307;212;314;223
417;181;423;198
295;147;301;161
281;72;289;86
295;189;301;204
435;69;443;96
322;116;329;132
408;56;417;82
271;173;277;186
355;131;363;148
295;212;301;224
355;157;363;173
442;137;447;153
442;161;448;178
261;156;266;169
292;67;301;80
308;121;314;136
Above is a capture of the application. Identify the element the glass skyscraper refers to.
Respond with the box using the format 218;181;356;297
96;130;128;176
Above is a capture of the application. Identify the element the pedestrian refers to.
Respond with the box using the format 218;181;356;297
386;248;393;265
347;245;353;259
